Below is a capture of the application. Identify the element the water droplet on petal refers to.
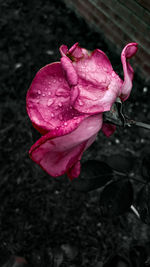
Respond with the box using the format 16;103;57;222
37;90;41;95
48;92;51;96
28;103;33;108
56;89;70;98
112;72;116;77
78;99;84;106
51;113;55;118
58;102;63;107
64;122;67;126
42;93;45;97
47;99;54;107
59;114;63;121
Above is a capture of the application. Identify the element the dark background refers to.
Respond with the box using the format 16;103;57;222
0;0;150;266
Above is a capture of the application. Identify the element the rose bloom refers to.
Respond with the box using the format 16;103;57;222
26;42;138;180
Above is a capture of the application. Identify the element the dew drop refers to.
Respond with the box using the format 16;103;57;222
42;93;45;97
78;99;84;106
37;90;41;95
47;99;54;107
56;89;70;98
51;113;55;118
48;92;51;96
58;102;63;107
64;122;67;126
28;103;33;108
112;72;116;78
59;114;63;121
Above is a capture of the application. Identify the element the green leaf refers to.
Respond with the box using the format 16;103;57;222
71;160;113;192
141;153;150;181
107;153;134;173
99;179;133;217
136;185;150;224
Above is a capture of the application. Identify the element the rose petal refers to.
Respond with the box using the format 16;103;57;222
59;44;68;57
102;123;116;137
61;56;78;86
120;43;138;101
67;161;81;180
29;114;103;179
68;42;85;59
71;48;122;113
26;62;83;134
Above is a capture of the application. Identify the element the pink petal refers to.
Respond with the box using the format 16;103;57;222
61;56;78;86
29;114;103;179
120;43;138;101
60;42;89;61
26;62;83;134
67;161;81;180
59;44;68;57
71;49;122;114
68;42;85;59
102;123;116;137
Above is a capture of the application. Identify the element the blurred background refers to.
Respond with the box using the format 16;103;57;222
0;0;150;266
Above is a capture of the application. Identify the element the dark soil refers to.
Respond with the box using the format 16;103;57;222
1;0;150;266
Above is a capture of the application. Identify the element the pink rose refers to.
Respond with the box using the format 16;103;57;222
26;42;137;179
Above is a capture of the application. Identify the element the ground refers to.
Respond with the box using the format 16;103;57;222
0;0;150;266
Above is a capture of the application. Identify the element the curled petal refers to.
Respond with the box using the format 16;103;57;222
29;114;103;179
121;43;138;101
68;42;84;59
61;56;78;86
60;42;89;61
59;44;68;57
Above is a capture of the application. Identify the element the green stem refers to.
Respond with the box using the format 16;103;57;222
127;120;150;130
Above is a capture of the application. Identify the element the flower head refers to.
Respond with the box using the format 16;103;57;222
26;42;137;179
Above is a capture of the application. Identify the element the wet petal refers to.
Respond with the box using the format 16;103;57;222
29;114;103;179
71;48;122;113
120;43;138;101
27;62;81;134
